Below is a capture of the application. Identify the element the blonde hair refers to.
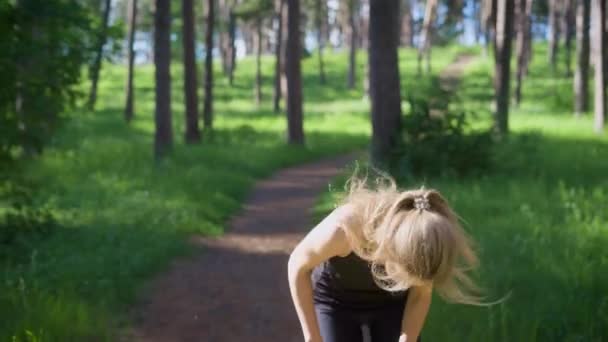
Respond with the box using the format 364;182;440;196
339;172;484;305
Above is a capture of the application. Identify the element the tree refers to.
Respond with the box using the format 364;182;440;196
593;0;606;132
88;0;112;110
369;0;402;166
346;0;358;89
481;0;497;56
548;0;561;73
124;0;138;122
203;0;215;131
573;0;591;116
182;0;201;143
561;0;575;76
494;0;514;137
273;0;286;113
418;0;438;74
154;0;173;159
514;0;532;105
285;0;304;144
400;0;414;47
314;0;327;84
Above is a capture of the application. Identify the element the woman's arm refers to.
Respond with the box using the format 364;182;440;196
287;206;353;342
399;284;433;342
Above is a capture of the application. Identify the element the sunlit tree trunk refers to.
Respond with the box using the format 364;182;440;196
548;0;561;73
561;0;575;76
514;0;532;105
494;0;514;137
593;0;606;132
369;0;401;166
418;0;437;74
255;17;263;106
182;0;200;143
203;0;215;131
124;0;138;122
574;0;591;116
285;0;304;144
347;0;358;89
315;0;326;84
273;0;285;113
88;0;112;110
154;0;173;159
401;0;414;47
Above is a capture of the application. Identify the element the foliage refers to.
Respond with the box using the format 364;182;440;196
0;0;97;160
395;96;493;178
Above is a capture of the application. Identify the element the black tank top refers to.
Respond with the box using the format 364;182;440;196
312;252;408;309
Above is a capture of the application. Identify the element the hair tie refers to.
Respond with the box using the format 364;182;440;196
414;196;430;210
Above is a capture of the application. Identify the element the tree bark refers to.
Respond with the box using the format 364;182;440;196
593;0;606;132
154;0;173;160
228;9;237;85
494;0;514;137
369;0;402;167
182;0;200;143
347;0;358;89
418;0;438;75
548;0;561;73
255;17;263;106
315;0;326;84
514;0;532;105
574;0;591;116
285;0;304;144
124;0;138;122
88;0;112;110
203;0;215;131
561;0;575;76
401;0;414;47
273;0;285;113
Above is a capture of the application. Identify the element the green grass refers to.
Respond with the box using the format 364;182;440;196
317;44;608;341
0;47;464;341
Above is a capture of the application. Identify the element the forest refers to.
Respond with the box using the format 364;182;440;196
0;0;607;341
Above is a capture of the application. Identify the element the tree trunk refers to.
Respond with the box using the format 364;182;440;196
562;0;575;76
481;0;497;57
255;18;263;106
182;0;200;143
418;0;438;75
548;0;561;73
401;0;414;47
574;0;591;116
203;0;215;131
494;0;514;138
593;0;606;132
228;9;237;86
124;0;138;122
88;0;112;110
315;0;326;84
285;0;304;144
154;0;173;160
273;0;285;113
514;0;531;105
369;0;402;167
347;0;358;89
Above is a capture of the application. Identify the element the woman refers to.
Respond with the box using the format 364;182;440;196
288;176;482;342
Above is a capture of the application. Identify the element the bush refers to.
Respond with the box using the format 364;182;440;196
394;96;494;178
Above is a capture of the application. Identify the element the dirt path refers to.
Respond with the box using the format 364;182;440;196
127;154;356;342
127;55;476;342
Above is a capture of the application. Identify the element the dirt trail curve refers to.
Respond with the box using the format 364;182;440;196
127;154;357;342
127;54;477;342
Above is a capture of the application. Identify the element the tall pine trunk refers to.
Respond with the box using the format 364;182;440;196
401;0;414;47
574;0;591;116
203;0;215;131
228;10;236;85
154;0;173;159
255;18;263;106
418;0;438;75
315;0;326;84
494;0;514;137
285;0;304;144
593;0;606;132
182;0;200;143
88;0;112;110
561;0;574;76
514;0;531;105
548;0;561;73
124;0;138;122
273;0;285;113
347;0;358;89
369;0;402;166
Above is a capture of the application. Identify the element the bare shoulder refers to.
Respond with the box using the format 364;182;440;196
288;205;355;270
